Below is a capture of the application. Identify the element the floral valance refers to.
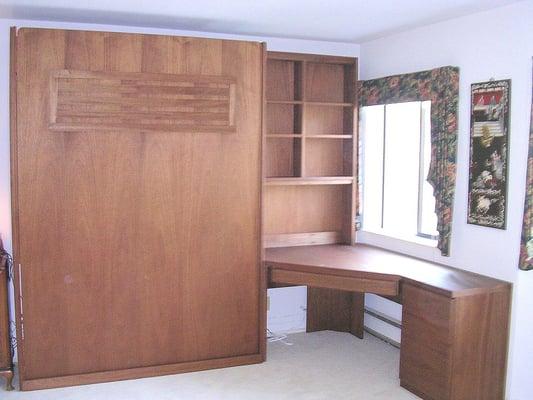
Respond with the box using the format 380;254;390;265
360;66;460;256
519;60;533;271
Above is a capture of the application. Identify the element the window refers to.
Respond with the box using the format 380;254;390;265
360;101;438;244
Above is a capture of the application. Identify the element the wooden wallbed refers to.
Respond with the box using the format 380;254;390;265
10;27;265;390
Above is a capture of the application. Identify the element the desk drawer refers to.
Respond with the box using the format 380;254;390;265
401;283;454;400
400;348;451;400
401;322;452;400
270;268;398;296
402;283;452;330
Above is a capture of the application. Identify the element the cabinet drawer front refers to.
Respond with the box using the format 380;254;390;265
401;317;452;400
400;283;454;400
403;310;452;346
402;313;452;352
400;349;451;400
402;283;452;330
270;268;399;296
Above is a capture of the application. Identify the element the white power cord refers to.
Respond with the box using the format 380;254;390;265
267;329;293;346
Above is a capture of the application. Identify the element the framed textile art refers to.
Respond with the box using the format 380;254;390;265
467;79;511;229
519;59;532;271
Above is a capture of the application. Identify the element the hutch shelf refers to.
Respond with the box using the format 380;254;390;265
264;51;358;248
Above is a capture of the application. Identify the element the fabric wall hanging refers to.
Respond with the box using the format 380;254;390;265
519;60;533;271
360;66;460;256
467;79;511;229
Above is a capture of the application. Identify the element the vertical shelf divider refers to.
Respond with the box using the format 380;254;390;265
345;61;358;245
300;60;307;178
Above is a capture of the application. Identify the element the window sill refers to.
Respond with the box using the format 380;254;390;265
356;230;443;273
357;229;437;249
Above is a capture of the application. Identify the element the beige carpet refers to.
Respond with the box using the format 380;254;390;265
2;331;420;399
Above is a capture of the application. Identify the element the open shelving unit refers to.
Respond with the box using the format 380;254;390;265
264;51;358;248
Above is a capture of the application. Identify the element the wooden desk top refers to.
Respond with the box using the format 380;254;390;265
265;244;511;298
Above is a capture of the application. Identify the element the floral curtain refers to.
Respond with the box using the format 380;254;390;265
519;60;533;271
360;66;460;256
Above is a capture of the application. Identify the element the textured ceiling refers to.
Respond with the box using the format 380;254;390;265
0;0;523;42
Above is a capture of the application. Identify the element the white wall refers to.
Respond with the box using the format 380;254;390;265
0;17;359;355
359;2;533;399
2;4;531;398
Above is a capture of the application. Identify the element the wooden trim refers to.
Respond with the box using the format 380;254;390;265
48;72;58;125
258;42;268;361
268;51;356;65
21;353;263;391
265;177;353;186
48;69;238;133
9;26;23;388
401;277;511;299
270;269;398;296
265;231;343;248
228;83;237;128
350;59;359;245
306;135;353;139
266;263;401;283
48;123;237;134
300;60;307;177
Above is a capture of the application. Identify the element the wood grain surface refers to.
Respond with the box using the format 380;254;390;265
265;244;512;400
265;244;510;297
12;27;263;389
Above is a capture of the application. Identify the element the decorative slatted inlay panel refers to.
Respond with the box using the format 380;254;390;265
49;70;237;133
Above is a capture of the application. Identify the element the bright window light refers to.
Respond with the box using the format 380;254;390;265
360;101;438;244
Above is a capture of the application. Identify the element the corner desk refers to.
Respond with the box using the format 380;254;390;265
265;244;511;400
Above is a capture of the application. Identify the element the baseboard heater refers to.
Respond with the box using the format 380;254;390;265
363;306;401;349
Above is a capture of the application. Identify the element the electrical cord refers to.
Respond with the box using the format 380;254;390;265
267;329;293;346
1;246;17;355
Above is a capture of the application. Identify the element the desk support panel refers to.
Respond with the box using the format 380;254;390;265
307;288;364;339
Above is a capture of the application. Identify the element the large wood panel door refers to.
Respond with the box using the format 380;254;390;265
11;27;264;390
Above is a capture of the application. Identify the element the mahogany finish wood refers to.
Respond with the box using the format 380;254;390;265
265;176;353;186
266;244;509;297
0;241;14;391
264;52;357;248
49;70;238;133
307;288;364;339
264;185;350;236
265;244;512;400
22;354;263;391
270;268;398;295
11;27;264;390
264;231;342;248
401;284;511;400
267;51;355;65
